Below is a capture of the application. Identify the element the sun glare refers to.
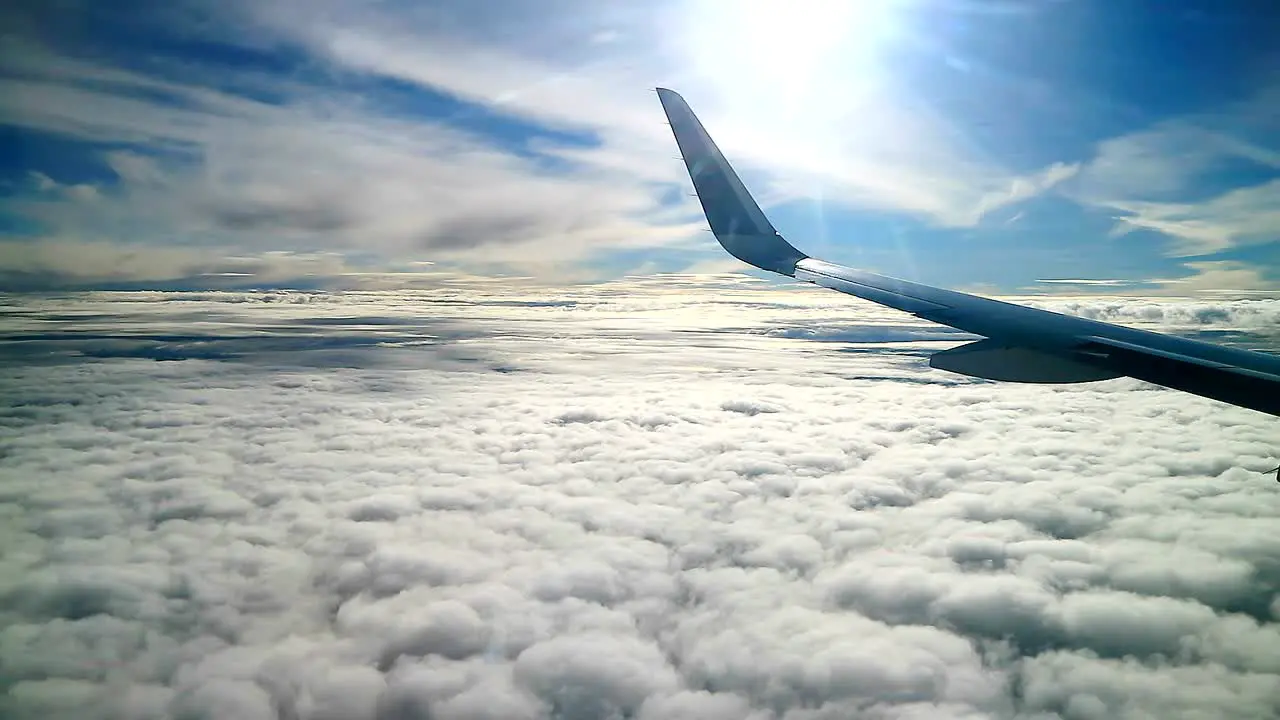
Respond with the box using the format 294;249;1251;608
684;0;901;100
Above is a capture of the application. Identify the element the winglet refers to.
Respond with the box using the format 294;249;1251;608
656;88;808;276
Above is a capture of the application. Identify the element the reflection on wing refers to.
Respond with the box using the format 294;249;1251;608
656;88;1280;417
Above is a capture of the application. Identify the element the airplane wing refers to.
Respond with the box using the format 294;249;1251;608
656;87;1280;417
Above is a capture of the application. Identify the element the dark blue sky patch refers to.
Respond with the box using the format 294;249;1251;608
335;72;600;162
886;0;1280;173
908;1;1276;117
0;129;126;190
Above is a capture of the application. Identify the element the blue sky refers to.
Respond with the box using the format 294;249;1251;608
0;0;1277;292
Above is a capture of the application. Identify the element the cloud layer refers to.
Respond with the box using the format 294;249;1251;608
2;281;1279;719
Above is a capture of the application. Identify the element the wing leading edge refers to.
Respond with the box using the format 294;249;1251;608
656;87;1280;417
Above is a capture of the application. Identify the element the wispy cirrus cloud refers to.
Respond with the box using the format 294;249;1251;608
1103;181;1280;257
1069;81;1280;258
1033;261;1280;301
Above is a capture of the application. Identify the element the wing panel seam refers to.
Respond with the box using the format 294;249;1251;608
795;264;952;315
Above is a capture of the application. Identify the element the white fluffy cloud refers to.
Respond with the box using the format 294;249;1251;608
2;281;1279;719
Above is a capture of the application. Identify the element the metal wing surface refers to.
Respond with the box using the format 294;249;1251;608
656;87;1280;416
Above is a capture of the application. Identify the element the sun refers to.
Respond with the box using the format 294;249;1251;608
681;0;902;100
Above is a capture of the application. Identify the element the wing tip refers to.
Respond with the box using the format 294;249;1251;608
656;87;808;277
655;87;689;114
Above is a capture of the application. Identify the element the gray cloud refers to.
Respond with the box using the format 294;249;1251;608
1;281;1279;719
0;31;700;285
